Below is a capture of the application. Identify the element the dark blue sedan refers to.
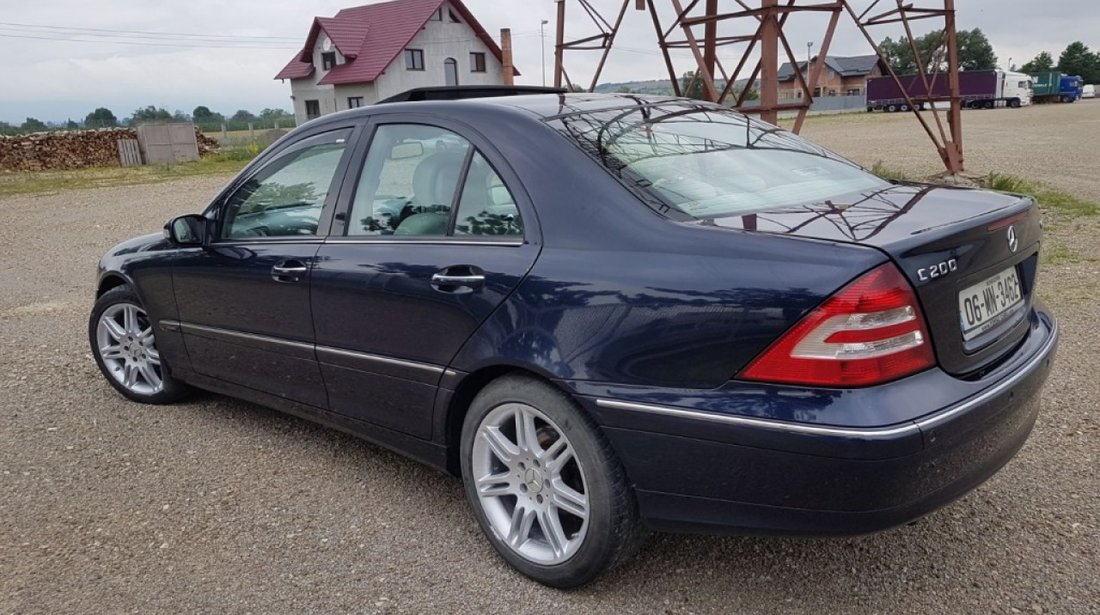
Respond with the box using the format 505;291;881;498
89;92;1058;587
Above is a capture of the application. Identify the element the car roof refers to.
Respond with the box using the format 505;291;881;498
308;92;703;129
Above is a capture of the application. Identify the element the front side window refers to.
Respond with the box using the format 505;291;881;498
470;52;486;72
550;102;887;219
405;49;424;71
348;124;471;236
221;130;350;240
347;96;364;109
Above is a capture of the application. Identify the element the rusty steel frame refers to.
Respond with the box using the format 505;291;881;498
552;0;966;173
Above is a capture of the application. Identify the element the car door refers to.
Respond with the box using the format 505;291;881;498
172;126;359;408
310;119;540;438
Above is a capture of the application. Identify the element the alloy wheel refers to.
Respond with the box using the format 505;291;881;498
95;303;163;395
471;402;590;565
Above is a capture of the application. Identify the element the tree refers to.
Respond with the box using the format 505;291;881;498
21;117;47;132
84;107;118;128
0;121;16;136
259;108;292;121
192;105;222;121
172;110;191;121
878;28;996;74
65;119;79;130
129;105;172;123
956;28;997;71
1057;41;1100;83
231;109;257;123
1019;51;1055;74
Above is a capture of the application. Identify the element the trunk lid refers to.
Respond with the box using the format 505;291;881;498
702;183;1041;376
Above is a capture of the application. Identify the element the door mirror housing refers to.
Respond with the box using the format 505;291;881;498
164;214;207;246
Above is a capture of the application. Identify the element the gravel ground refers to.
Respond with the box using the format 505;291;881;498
1;104;1098;614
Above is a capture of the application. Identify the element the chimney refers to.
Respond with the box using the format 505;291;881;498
501;28;514;85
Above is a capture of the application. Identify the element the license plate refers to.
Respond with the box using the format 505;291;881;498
958;267;1024;340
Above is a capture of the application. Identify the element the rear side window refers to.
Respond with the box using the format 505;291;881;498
348;124;471;236
454;152;523;236
347;124;522;238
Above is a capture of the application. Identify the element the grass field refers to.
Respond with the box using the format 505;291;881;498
0;157;251;198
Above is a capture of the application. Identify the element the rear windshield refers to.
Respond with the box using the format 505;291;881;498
548;101;888;219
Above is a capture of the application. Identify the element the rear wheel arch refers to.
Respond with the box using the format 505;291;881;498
443;365;588;476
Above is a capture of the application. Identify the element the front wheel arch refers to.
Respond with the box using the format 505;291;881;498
96;273;130;298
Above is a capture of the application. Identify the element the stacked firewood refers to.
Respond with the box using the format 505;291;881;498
195;131;219;156
0;127;220;171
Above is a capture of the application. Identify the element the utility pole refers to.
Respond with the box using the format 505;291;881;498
541;19;549;86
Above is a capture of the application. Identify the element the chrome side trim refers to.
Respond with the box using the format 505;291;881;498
167;320;446;377
316;345;444;375
178;322;314;360
915;318;1058;430
596;318;1057;440
595;399;920;439
323;238;523;247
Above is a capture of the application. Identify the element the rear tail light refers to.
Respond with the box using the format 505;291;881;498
739;263;935;387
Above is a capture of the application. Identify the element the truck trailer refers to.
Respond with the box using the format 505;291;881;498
866;70;1032;112
1030;72;1084;103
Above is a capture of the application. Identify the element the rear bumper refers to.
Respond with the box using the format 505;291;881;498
578;308;1058;535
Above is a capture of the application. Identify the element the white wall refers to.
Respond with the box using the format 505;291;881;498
286;2;505;122
287;32;346;124
372;3;505;100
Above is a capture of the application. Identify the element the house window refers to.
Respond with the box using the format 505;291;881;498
305;99;321;120
347;97;364;109
430;8;442;20
445;58;459;86
449;9;461;23
470;52;486;73
846;88;861;96
405;49;424;71
322;52;336;71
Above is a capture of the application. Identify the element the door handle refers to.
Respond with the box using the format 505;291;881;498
271;260;309;282
431;273;485;286
431;266;485;293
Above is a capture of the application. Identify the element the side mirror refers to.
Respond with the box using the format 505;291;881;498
164;214;207;246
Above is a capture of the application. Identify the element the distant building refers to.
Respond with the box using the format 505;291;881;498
777;54;888;99
275;0;511;125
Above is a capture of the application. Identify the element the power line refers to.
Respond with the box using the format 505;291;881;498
0;21;300;41
0;32;298;50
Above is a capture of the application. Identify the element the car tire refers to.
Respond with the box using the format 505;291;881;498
89;284;189;404
460;374;642;588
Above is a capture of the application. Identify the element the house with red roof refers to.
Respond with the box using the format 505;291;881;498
275;0;510;124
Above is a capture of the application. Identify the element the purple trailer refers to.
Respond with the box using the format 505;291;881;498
866;70;1032;112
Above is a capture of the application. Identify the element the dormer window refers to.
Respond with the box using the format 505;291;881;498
322;52;337;71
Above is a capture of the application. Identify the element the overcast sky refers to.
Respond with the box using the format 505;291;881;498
1;0;1096;124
